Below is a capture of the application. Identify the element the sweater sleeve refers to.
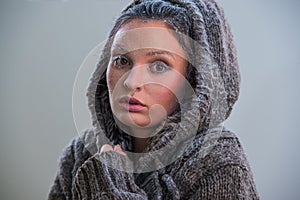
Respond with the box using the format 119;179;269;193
48;174;66;200
48;130;94;200
48;139;77;200
72;151;147;200
48;129;147;200
190;164;259;200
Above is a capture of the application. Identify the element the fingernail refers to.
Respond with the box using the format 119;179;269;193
114;144;121;151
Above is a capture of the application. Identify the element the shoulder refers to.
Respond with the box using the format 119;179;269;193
58;128;97;175
54;128;97;196
200;127;250;171
171;127;258;198
172;126;251;178
201;127;250;172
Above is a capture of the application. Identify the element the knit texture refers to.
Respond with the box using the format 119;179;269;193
48;128;259;199
48;0;259;199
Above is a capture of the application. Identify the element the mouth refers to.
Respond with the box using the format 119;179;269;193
119;96;146;112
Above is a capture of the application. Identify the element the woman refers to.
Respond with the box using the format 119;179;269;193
48;0;259;199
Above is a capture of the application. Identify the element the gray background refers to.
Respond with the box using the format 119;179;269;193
1;0;299;199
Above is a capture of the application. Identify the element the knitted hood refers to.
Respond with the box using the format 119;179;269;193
85;0;240;172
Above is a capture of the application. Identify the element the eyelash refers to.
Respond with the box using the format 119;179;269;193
111;55;171;74
112;55;130;68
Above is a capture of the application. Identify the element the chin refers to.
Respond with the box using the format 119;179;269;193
116;112;164;128
119;113;150;127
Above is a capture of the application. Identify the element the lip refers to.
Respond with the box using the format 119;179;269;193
119;96;146;112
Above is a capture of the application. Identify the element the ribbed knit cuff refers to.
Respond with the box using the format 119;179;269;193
72;152;147;200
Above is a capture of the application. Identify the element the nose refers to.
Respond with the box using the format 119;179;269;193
123;66;145;91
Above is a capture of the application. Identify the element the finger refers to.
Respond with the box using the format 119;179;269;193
114;144;121;151
100;144;113;154
114;144;127;156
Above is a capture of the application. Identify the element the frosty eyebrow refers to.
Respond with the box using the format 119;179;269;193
146;51;175;60
111;44;175;60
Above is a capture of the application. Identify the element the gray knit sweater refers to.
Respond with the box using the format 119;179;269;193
48;127;258;199
48;0;259;199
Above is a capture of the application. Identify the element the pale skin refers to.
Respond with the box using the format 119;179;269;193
101;19;188;155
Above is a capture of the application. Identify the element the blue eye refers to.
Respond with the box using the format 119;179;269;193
112;55;130;68
149;61;170;73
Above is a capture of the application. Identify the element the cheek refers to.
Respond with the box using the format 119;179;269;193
151;86;178;114
160;89;175;101
106;68;122;92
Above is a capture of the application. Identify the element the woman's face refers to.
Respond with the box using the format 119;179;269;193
106;19;188;135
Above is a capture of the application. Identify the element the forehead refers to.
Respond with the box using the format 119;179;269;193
112;19;187;58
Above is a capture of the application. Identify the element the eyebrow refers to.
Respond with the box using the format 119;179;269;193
111;45;176;60
146;50;175;60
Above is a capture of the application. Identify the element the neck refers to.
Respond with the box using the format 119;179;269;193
131;127;153;153
133;137;149;153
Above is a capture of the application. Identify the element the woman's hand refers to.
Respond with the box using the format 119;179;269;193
100;144;127;156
